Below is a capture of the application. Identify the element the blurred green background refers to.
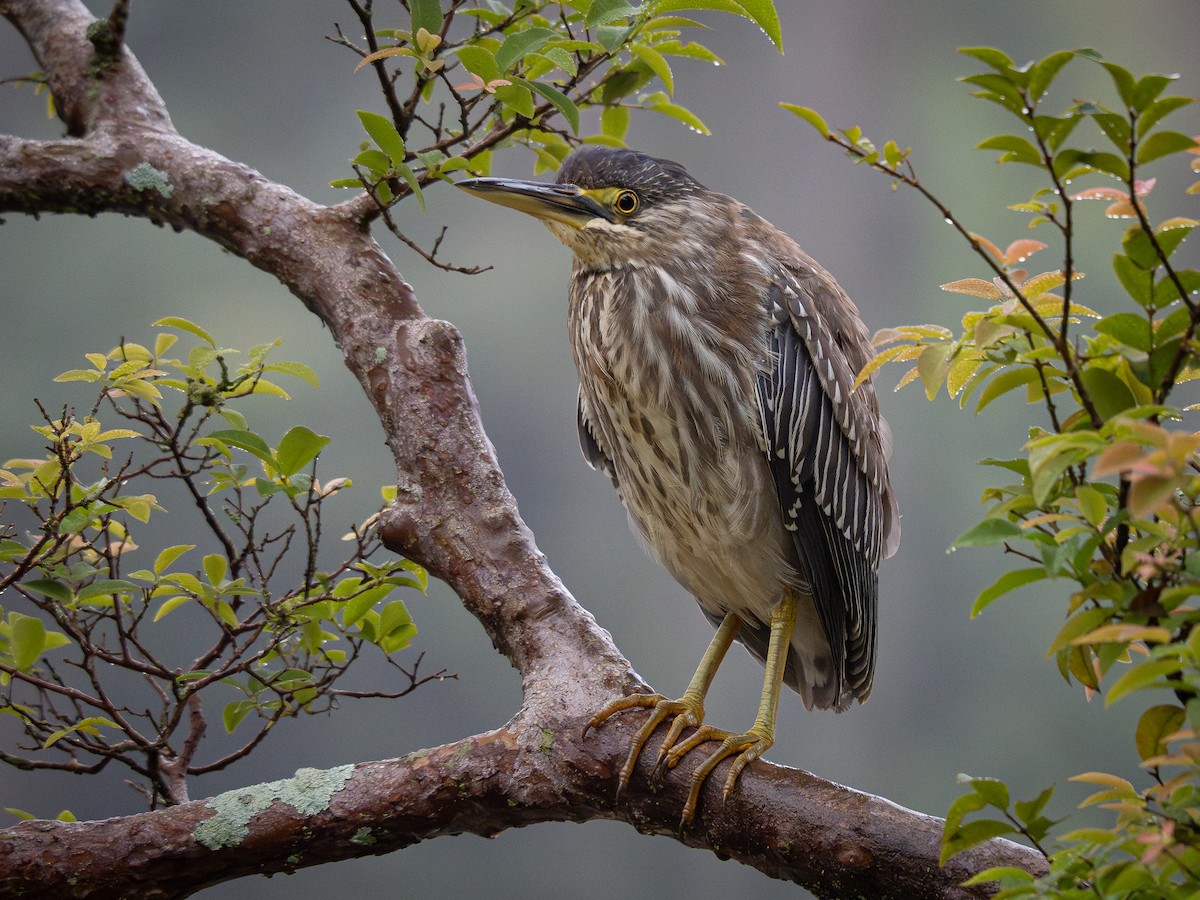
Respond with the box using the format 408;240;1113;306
1;2;1197;898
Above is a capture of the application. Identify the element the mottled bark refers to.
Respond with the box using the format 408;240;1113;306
0;1;1047;897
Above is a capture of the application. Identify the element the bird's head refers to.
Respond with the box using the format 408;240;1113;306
458;146;711;271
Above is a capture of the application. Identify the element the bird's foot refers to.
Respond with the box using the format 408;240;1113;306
660;724;774;825
583;692;704;800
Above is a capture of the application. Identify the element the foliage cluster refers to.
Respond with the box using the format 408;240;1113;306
792;47;1200;895
325;0;780;265
0;319;437;809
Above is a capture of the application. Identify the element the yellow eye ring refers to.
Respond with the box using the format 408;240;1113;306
614;190;639;215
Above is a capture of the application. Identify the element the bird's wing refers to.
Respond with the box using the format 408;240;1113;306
577;389;619;488
756;260;898;703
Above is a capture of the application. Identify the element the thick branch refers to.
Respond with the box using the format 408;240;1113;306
0;713;1043;900
0;0;1048;896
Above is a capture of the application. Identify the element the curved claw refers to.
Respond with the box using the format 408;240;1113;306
679;726;774;826
582;692;704;797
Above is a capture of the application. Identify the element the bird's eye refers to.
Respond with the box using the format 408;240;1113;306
614;190;639;215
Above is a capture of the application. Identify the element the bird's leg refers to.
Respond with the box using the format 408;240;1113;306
583;612;741;799
662;593;798;825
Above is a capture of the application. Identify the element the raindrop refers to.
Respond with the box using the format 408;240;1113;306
944;217;953;225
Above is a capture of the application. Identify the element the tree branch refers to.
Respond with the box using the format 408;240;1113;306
0;1;1048;896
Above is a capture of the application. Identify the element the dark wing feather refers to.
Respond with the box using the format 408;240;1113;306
577;389;618;488
756;262;894;703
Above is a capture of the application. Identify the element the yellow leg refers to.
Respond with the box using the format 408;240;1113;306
583;612;741;800
661;593;797;824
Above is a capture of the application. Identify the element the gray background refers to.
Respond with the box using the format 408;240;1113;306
2;3;1197;898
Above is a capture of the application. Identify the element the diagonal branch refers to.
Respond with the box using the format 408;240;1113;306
0;0;1048;896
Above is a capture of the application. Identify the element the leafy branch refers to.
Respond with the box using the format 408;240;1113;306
790;46;1200;896
0;319;447;810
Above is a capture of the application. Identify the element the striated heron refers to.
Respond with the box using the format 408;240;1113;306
459;146;900;824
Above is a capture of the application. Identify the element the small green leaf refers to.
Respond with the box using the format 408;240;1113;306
203;554;228;587
976;367;1039;412
1136;130;1198;165
642;93;709;134
1135;704;1185;761
958;46;1016;72
585;0;636;27
780;103;830;138
1094;312;1152;351
971;567;1048;617
275;426;331;477
961;866;1035;887
10;615;46;670
525;79;580;133
977;134;1041;166
153;317;215;348
1106;658;1183;706
223;700;256;733
630;44;674;94
495;27;556;73
1078;367;1137;421
153;595;192;622
22;579;73;604
205;429;277;468
951;518;1024;549
357;110;407;168
408;0;443;38
262;361;319;388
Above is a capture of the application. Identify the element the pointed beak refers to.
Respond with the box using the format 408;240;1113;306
457;176;614;229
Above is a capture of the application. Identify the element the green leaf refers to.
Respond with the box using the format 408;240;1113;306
223;700;256;733
495;27;557;73
453;45;501;82
262;361;319;389
1121;225;1158;269
1131;73;1176;112
494;82;535;118
526;80;581;133
1135;704;1185;761
10;615;46;669
780;103;830;138
977;134;1041;166
357;110;407;168
958;46;1016;72
205;429;277;468
153;595;192;622
630;44;674;94
22;579;72;604
203;554;228;587
653;0;783;51
1028;50;1075;102
1106;658;1183;706
1078;367;1137;421
275;426;331;477
42;716;119;749
976;367;1039;412
76;580;138;606
1136;130;1198;165
153;317;215;347
961;866;1035;887
1053;148;1129;181
408;0;443;38
941;819;1017;866
586;0;636;27
961;774;1010;809
342;585;393;629
971;567;1048;617
951;518;1024;549
1138;95;1193;136
1095;312;1152;352
1099;61;1137;107
642;93;709;134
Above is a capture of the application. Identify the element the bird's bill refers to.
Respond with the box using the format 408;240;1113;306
457;177;614;229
